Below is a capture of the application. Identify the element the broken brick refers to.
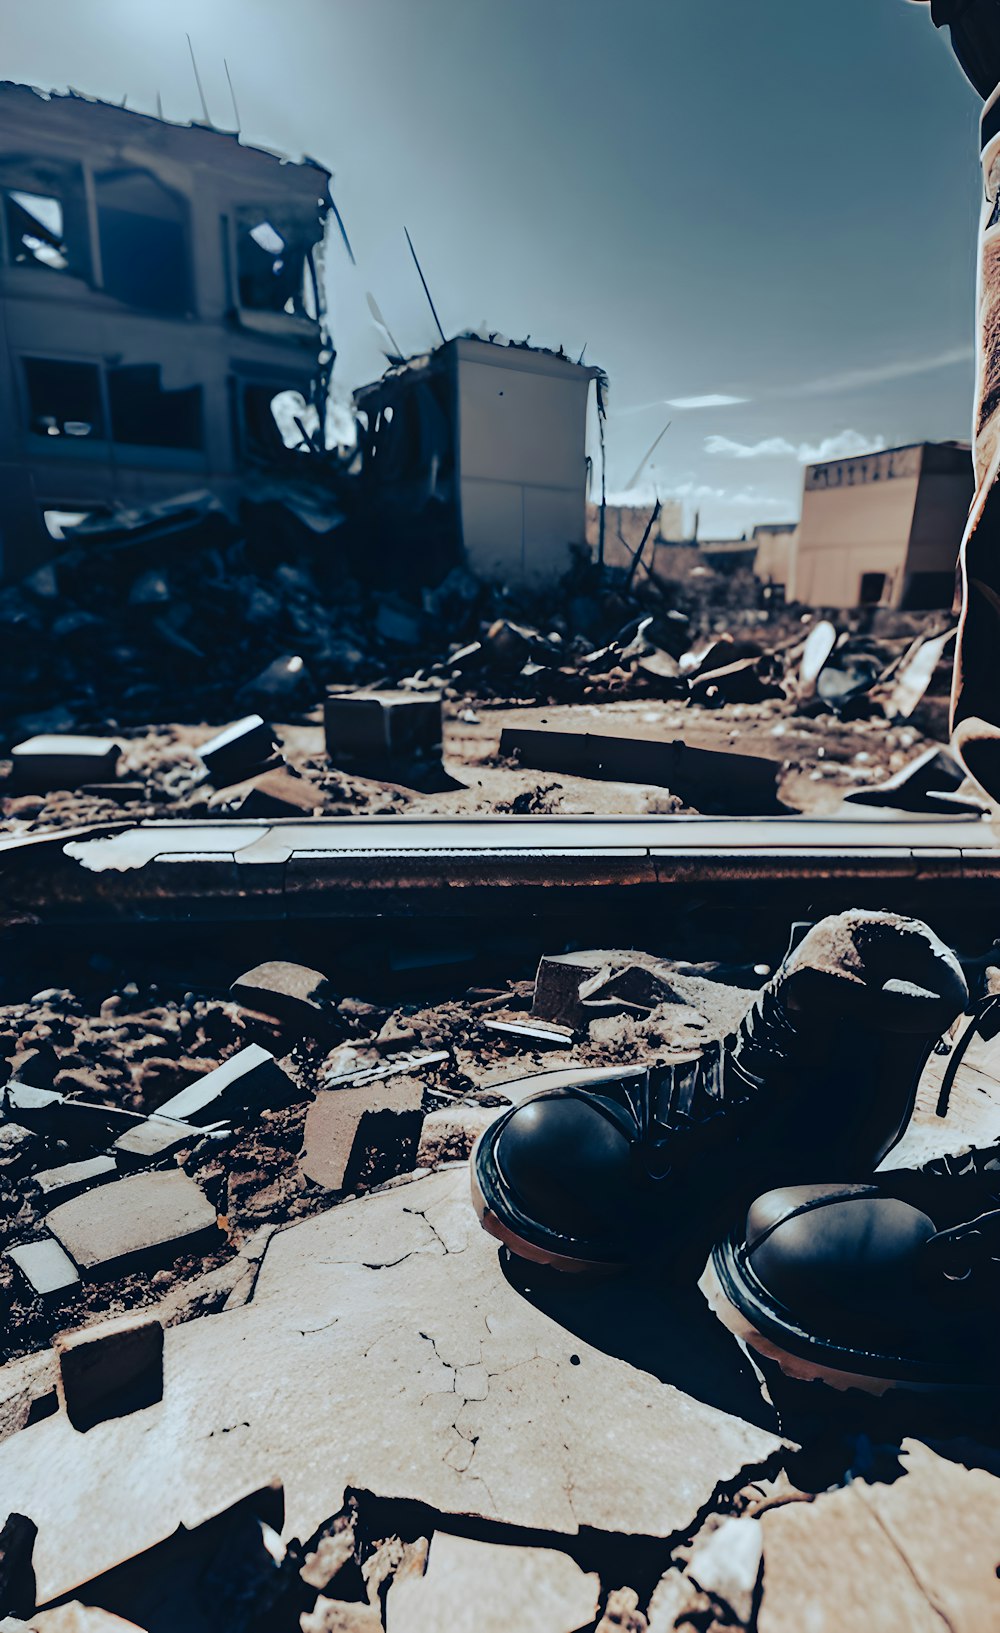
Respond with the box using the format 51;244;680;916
300;1074;423;1192
230;961;334;1038
55;1312;164;1432
197;715;276;787
207;767;322;817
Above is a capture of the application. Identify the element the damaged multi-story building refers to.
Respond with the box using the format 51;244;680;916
0;82;332;580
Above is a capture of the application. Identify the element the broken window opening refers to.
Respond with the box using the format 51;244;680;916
96;169;192;314
108;365;203;450
4;190;68;269
235;206;318;318
41;508;102;540
23;358;104;439
240;384;319;461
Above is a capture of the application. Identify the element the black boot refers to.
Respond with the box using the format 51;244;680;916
471;911;968;1273
704;1137;1000;1395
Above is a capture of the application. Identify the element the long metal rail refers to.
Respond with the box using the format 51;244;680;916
1;812;998;923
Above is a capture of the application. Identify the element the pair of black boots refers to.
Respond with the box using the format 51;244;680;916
470;912;1000;1396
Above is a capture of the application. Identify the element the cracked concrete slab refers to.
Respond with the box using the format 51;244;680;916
758;1441;1000;1633
0;1169;783;1605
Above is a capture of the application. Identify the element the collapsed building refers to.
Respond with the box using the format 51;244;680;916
355;337;602;587
0;82;332;581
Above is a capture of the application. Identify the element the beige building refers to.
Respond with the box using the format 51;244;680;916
357;338;601;586
752;521;798;593
794;441;972;609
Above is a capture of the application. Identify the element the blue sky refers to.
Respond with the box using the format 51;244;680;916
2;0;984;534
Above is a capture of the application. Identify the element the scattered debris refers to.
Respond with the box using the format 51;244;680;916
197;716;277;788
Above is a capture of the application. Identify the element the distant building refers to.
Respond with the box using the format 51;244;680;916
585;498;686;572
752;521;798;594
794;441;972;609
0;82;331;580
696;536;757;574
357;337;601;586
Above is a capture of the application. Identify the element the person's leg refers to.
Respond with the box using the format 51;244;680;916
918;3;1000;793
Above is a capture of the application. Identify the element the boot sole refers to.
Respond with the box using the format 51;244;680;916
702;1245;992;1397
469;1126;626;1275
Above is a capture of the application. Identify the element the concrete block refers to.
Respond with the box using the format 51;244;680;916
230;961;332;1036
323;690;442;770
197;715;276;786
46;1169;219;1278
34;1155;118;1203
7;1237;81;1298
9;735;121;791
55;1312;164;1432
152;1044;295;1127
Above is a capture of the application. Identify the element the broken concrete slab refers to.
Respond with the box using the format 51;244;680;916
10;736;121;792
45;1169;219;1278
55;1314;164;1434
299;1073;423;1191
686;1515;762;1624
33;1156;118;1203
152;1044;294;1126
206;768;322;818
196;717;276;787
323;690;443;771
0;1168;784;1605
7;1237;80;1298
384;1532;600;1633
229;962;333;1038
758;1441;1000;1633
498;726;781;813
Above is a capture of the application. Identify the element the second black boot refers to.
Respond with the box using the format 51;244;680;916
470;911;968;1273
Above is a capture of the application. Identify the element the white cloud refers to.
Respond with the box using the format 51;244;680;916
618;393;748;416
667;393;749;409
704;428;885;464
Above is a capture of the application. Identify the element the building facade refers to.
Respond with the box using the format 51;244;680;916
794;441;972;609
0;83;331;580
357;337;600;586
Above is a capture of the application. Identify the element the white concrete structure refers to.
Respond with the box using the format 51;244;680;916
0;83;331;580
795;442;972;609
356;337;601;586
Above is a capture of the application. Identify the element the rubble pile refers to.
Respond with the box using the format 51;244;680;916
0;950;758;1363
0;934;998;1631
0;493;957;749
